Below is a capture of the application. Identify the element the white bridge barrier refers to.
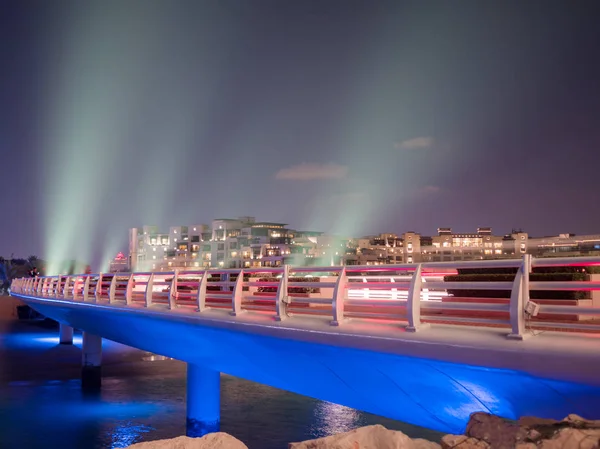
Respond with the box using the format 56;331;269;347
10;255;600;340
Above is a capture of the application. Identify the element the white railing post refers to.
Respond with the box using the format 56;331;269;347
73;276;80;300
168;270;179;309
331;268;347;326
83;276;91;301
230;270;245;316
37;278;44;294
145;273;155;307
108;275;117;303
275;265;290;321
125;273;134;305
406;264;429;332
62;276;71;299
508;254;531;340
196;271;208;312
41;278;47;295
55;276;62;297
95;273;103;303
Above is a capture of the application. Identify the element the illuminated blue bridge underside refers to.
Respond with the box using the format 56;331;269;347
14;294;600;434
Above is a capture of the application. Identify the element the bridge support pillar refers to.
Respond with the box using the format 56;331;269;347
59;323;74;345
186;364;220;438
81;332;102;391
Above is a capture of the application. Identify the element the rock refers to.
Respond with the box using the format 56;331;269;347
458;412;600;449
518;416;559;428
465;412;528;448
288;424;441;449
125;433;248;449
537;427;600;449
441;434;490;448
563;414;600;427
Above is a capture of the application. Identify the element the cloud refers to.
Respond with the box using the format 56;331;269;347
395;136;434;150
275;163;348;181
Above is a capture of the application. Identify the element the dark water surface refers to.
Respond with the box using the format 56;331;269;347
0;318;442;448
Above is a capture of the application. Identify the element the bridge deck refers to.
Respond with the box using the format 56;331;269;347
19;295;600;387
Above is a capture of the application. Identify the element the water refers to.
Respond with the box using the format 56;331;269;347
0;318;443;448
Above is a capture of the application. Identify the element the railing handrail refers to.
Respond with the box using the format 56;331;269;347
11;255;600;340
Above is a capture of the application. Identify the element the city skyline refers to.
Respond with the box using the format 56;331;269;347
127;217;599;273
1;1;600;267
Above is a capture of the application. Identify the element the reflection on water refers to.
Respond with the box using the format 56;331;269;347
141;355;173;362
110;423;154;448
0;321;442;448
311;402;363;437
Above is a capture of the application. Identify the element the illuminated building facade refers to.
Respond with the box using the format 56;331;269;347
129;217;331;272
108;252;129;273
129;221;600;271
342;228;600;265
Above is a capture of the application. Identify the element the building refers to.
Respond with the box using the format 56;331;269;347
129;217;332;272
342;228;600;265
108;252;129;273
129;218;600;272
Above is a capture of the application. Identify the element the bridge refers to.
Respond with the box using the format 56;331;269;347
9;255;600;437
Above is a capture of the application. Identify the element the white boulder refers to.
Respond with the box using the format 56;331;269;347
125;432;248;449
288;424;441;449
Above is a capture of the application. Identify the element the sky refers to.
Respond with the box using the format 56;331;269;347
1;0;600;265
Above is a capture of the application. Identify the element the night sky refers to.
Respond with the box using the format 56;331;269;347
1;0;600;262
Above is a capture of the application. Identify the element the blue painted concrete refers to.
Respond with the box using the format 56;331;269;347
14;296;600;434
186;364;220;437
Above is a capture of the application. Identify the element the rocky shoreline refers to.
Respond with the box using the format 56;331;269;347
126;412;600;448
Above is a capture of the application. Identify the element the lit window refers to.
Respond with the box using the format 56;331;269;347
153;248;156;252
193;227;197;231
153;255;156;260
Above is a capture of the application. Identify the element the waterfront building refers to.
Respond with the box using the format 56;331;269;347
108;252;129;273
129;217;332;272
342;228;600;265
128;219;600;272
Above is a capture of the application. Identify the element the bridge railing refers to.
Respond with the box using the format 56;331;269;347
10;255;600;339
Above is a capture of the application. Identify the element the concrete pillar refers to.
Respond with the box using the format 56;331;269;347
186;364;220;437
59;323;74;345
81;332;102;390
